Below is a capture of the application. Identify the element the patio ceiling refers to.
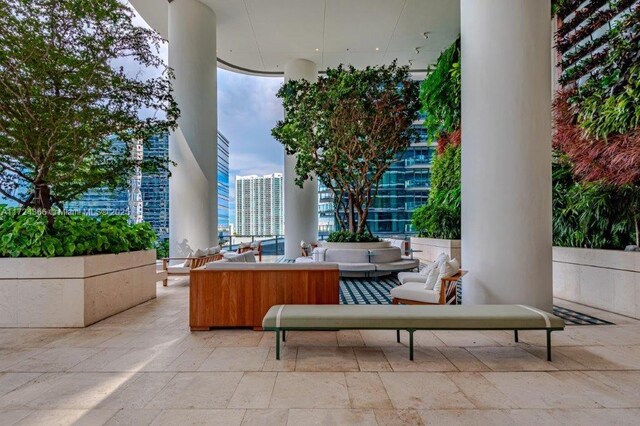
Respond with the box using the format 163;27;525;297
129;0;460;76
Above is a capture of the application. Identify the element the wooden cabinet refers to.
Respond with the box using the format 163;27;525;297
189;266;340;330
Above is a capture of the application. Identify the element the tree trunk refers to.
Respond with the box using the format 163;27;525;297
348;194;355;233
33;182;54;227
634;212;639;247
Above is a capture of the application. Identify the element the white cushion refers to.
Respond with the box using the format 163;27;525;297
391;282;440;304
312;247;327;262
397;272;427;284
239;242;251;249
250;242;259;249
435;252;449;267
440;258;460;279
424;265;441;290
193;248;207;258
206;246;221;255
419;261;437;276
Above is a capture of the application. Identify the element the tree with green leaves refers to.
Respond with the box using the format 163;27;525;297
272;62;420;235
0;0;179;225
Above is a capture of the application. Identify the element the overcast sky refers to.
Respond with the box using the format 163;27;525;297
131;5;285;225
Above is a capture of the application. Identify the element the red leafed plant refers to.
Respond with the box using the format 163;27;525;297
436;128;461;155
553;90;640;186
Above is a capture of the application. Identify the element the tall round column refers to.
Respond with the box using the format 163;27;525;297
461;0;553;311
283;59;318;259
168;0;218;256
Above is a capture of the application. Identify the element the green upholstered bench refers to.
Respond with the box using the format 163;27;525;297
263;304;565;361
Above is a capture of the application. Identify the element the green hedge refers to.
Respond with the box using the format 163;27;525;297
326;231;380;243
0;206;156;257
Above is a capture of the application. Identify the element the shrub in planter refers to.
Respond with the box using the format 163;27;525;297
327;231;380;243
0;206;156;257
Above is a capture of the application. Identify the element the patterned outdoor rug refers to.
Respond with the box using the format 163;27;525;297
338;276;614;326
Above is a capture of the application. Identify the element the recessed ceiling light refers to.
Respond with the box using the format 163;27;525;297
315;48;320;52
375;47;379;51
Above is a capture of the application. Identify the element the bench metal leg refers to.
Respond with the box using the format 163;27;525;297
396;330;400;343
547;330;552;362
514;330;519;343
282;330;286;342
275;330;280;360
409;330;414;361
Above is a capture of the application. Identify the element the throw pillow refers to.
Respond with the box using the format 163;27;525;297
239;242;251;249
194;248;206;258
440;258;460;279
419;261;437;276
424;265;441;290
435;252;449;267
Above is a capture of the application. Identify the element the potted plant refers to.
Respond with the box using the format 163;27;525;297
0;0;179;327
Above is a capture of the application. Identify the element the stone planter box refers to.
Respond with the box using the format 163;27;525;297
0;250;157;328
318;241;391;249
553;247;640;319
409;237;462;265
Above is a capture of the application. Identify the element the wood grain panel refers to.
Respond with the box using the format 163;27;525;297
190;268;339;330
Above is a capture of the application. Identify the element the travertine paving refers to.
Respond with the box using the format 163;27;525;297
1;278;640;425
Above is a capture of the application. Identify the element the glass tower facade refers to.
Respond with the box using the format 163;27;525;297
217;132;230;233
318;118;434;236
61;131;230;240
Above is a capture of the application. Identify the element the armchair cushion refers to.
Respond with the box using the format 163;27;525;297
390;282;440;304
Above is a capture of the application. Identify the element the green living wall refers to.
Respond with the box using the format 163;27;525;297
413;2;639;249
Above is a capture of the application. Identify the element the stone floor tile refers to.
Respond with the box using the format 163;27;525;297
466;346;558;371
281;331;338;347
240;409;288;426
262;347;297;372
8;348;99;372
345;372;393;409
45;329;123;349
104;409;161;425
15;409;118;426
546;408;640;426
556;345;640;370
379;372;473;410
96;373;176;410
382;346;457;372
481;372;602;409
269;373;350;409
581;370;640;397
295;347;359;372
165;348;214;372
286;409;376;425
0;349;46;372
228;373;277;409
206;330;264;348
150;409;245;425
373;409;424;426
504;409;563;425
446;372;518;409
432;331;502;347
145;372;243;409
337;330;366;347
69;349;132;372
353;348;392;372
418;409;514;425
547;371;640;408
0;374;42;398
437;347;490;372
0;409;31;426
199;348;269;372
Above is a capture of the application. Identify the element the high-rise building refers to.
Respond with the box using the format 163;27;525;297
217;132;230;233
235;173;283;236
63;131;231;241
318;117;433;236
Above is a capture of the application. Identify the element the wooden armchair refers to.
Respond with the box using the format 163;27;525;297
392;271;467;305
161;254;223;286
237;241;262;262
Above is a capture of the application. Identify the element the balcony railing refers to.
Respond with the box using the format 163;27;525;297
404;180;430;190
405;157;432;168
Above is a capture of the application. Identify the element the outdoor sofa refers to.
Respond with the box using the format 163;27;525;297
263;304;565;361
301;246;419;277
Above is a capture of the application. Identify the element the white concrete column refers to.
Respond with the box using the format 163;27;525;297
168;0;217;256
283;59;318;259
461;0;553;311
